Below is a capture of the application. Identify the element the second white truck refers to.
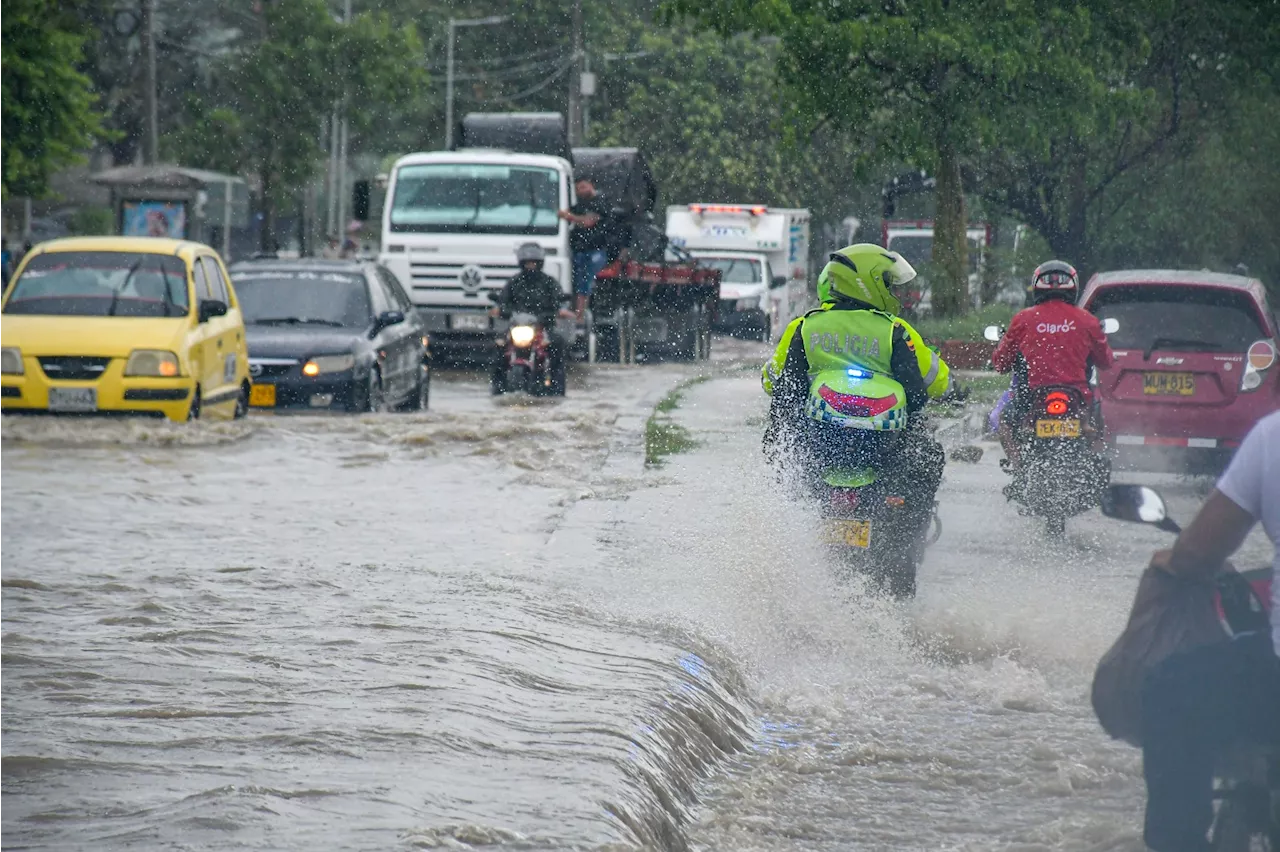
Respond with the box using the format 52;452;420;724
665;204;811;341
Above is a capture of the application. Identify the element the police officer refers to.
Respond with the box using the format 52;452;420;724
764;244;951;513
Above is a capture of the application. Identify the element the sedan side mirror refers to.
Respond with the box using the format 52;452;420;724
1102;317;1120;335
771;275;788;289
1100;484;1181;532
198;299;228;323
374;310;405;332
983;325;1003;342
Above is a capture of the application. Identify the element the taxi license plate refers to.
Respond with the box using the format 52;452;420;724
47;386;97;412
1143;372;1196;396
249;384;276;407
452;313;489;332
822;518;872;549
1036;418;1081;438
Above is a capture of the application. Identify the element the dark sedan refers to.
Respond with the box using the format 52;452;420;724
228;260;430;412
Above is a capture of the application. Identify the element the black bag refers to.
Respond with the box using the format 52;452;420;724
1092;566;1225;746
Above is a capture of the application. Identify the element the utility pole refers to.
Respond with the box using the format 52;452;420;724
142;0;159;164
568;0;584;145
444;16;508;150
336;0;352;239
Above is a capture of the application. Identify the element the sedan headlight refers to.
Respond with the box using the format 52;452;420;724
509;325;537;348
1;347;23;375
124;349;181;377
302;353;355;376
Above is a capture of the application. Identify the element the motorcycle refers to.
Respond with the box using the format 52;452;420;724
805;368;943;598
1101;484;1276;851
985;321;1117;536
818;464;942;598
489;296;566;398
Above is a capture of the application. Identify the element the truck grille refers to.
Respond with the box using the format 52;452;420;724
407;261;520;301
38;356;111;381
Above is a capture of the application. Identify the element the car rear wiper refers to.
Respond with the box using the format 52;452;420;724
1145;337;1222;360
254;317;345;327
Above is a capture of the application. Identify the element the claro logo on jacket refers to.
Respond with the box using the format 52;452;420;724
1036;319;1077;334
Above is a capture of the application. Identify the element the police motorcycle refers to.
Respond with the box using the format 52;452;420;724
489;293;568;397
807;366;942;599
1100;485;1276;851
984;318;1119;537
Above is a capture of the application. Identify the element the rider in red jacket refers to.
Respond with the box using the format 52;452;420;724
992;261;1114;466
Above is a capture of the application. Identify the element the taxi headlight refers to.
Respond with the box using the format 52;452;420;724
302;353;355;376
124;349;181;377
510;325;536;348
1;347;23;375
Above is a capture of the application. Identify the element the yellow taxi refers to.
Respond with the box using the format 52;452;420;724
1;237;251;421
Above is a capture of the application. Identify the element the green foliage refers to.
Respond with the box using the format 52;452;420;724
665;0;1080;317
912;303;1015;344
67;206;115;236
1;0;109;198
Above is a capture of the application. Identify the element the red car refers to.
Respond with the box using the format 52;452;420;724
1079;270;1280;470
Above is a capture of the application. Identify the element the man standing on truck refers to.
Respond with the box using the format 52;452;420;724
558;179;610;320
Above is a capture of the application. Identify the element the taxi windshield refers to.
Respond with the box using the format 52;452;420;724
3;252;190;317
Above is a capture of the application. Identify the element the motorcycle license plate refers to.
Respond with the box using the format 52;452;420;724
1143;372;1195;396
1036;418;1081;438
822;518;872;549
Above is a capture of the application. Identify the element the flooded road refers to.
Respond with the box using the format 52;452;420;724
4;344;1273;850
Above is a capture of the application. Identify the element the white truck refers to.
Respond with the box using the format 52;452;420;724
881;220;992;313
378;115;576;360
665;204;811;341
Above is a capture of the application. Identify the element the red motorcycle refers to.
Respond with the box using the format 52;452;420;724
489;303;565;397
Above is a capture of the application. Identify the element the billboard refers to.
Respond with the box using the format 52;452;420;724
122;200;187;239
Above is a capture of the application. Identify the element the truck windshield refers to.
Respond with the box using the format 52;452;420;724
700;258;763;284
886;234;983;273
389;164;561;235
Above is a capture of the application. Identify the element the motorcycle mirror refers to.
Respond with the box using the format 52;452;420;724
983;325;1002;342
1102;317;1120;335
487;291;501;304
1101;484;1181;532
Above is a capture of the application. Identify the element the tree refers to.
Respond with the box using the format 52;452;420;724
1;0;109;198
667;0;1075;316
168;0;427;250
974;0;1280;279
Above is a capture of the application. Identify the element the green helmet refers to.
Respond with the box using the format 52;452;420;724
816;268;833;304
818;244;917;315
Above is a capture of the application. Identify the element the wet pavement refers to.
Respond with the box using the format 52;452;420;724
3;339;1273;850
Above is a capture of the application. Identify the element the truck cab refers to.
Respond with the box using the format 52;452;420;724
379;135;575;359
665;204;811;342
684;252;776;341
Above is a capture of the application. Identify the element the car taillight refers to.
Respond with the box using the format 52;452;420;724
1240;339;1276;393
1044;391;1070;416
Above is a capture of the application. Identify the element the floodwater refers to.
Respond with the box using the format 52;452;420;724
3;343;1272;850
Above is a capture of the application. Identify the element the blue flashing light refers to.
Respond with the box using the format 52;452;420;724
846;367;872;379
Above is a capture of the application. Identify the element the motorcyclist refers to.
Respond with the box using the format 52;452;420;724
1138;410;1279;852
764;244;951;516
490;243;570;390
991;260;1113;469
761;265;835;396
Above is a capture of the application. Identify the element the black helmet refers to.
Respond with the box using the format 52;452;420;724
1030;260;1079;304
516;242;545;269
